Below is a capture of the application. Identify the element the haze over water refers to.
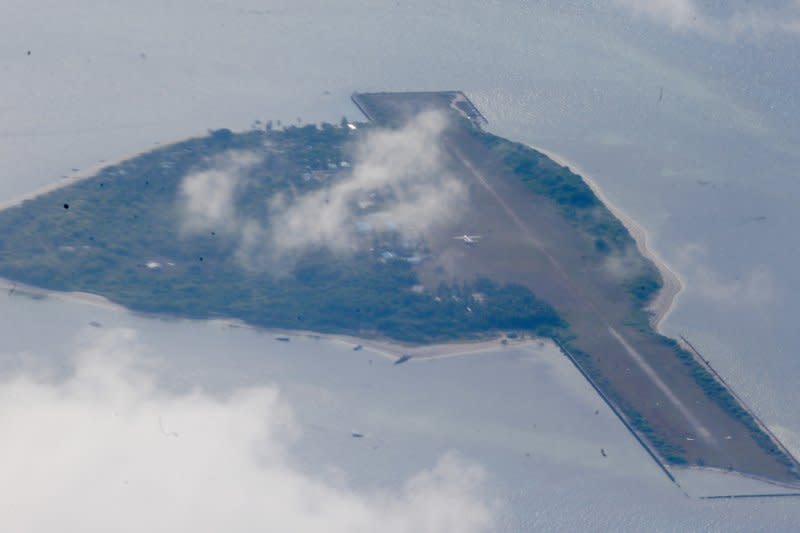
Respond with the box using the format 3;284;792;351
1;1;799;530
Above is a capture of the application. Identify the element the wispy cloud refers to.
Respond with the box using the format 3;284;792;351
0;328;496;533
601;242;648;282
612;0;800;39
178;150;261;237
178;111;467;271
675;243;775;306
614;0;700;31
253;110;465;266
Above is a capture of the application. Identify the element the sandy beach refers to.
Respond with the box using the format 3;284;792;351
0;131;679;348
212;319;543;362
531;146;684;332
0;132;206;213
1;277;541;362
0;130;543;362
0;277;129;313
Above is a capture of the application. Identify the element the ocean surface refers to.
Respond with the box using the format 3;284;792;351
1;1;799;530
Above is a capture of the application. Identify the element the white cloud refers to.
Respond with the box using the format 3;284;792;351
612;0;800;39
177;111;468;271
243;111;466;268
178;150;261;237
601;243;647;282
0;328;496;533
675;243;774;306
613;0;701;31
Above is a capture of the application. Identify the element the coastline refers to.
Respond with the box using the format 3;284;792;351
216;319;543;361
531;145;684;332
2;126;798;489
0;277;128;313
0;277;542;362
681;464;800;493
0;127;548;362
529;146;800;488
7;280;799;493
0;135;683;349
0;132;207;212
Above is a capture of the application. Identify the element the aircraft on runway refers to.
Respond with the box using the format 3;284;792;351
454;234;482;245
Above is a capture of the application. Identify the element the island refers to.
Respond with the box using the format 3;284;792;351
0;91;797;488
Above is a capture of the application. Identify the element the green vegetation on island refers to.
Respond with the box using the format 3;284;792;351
1;89;797;481
0;122;564;343
471;129;664;312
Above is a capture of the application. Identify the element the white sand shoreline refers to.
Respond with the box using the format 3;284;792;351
0;131;679;349
0;132;208;212
0;276;542;361
531;145;684;332
215;318;543;361
0;130;544;361
0;277;128;313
